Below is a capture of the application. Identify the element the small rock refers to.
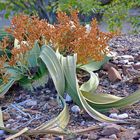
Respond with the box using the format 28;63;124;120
80;121;85;126
6;124;10;128
118;55;134;61
65;94;72;103
109;51;118;57
101;124;121;136
55;137;62;140
118;130;136;140
89;132;99;140
16;115;22;119
129;127;135;130
8;119;15;122
117;113;128;119
3;112;11;121
127;62;134;65
99;122;112;127
0;130;5;136
44;89;51;93
119;59;129;64
71;105;81;113
108;67;122;82
26;100;37;106
99;138;114;140
133;64;140;70
109;134;117;139
103;62;118;71
81;134;88;139
109;113;118;119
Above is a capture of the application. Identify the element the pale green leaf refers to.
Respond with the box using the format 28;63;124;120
39;46;69;131
6;127;28;140
61;54;122;122
80;72;99;93
79;56;110;72
0;108;4;127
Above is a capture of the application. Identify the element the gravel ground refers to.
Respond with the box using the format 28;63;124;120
0;34;140;140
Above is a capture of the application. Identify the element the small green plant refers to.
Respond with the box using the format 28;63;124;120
0;37;48;95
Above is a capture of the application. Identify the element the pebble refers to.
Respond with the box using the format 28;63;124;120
65;94;72;103
117;113;128;119
119;59;129;64
127;62;134;65
44;89;51;93
108;67;122;82
71;105;81;113
101;124;121;136
135;62;140;65
109;113;118;119
80;121;85;126
55;137;62;140
99;138;114;140
6;124;10;128
99;122;112;127
8;119;15;122
129;127;135;130
81;134;88;139
26;100;37;106
0;130;5;136
16;115;22;119
109;134;117;139
120;55;134;61
89;132;99;140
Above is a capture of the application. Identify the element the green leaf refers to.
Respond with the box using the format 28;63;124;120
0;68;22;97
40;45;65;95
26;41;41;67
61;54;82;107
79;56;110;72
0;79;16;97
84;90;140;112
39;45;70;131
35;96;69;131
80;72;99;93
61;54;122;122
0;108;4;127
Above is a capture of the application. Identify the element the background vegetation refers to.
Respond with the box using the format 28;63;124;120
0;0;140;31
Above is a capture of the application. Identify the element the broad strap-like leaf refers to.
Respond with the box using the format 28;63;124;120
40;45;65;95
80;72;99;93
35;96;69;131
26;41;41;67
0;68;22;97
78;56;110;72
61;54;122;122
6;128;28;140
0;79;16;97
84;90;140;112
61;54;82;107
39;45;69;131
0;107;4;127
